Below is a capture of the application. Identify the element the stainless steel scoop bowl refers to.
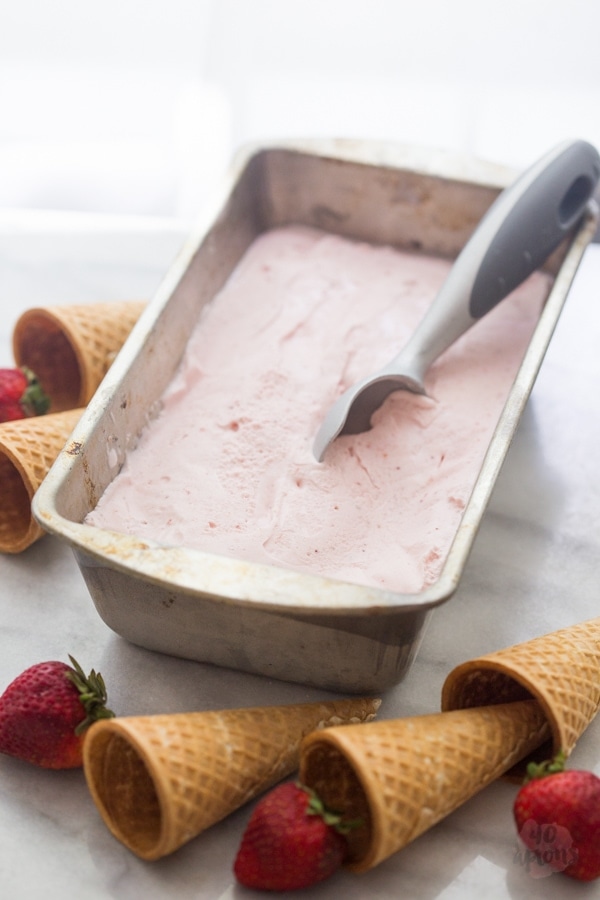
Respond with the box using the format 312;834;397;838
313;139;600;461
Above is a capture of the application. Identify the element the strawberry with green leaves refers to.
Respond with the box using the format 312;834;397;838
0;366;50;423
513;751;600;881
234;781;354;891
0;655;114;769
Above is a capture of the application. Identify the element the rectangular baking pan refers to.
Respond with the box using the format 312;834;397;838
32;140;597;693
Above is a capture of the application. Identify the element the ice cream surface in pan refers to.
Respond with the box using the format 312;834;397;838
85;225;550;594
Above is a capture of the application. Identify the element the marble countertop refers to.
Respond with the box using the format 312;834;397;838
1;210;599;899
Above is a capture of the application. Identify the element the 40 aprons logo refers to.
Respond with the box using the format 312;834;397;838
514;819;578;878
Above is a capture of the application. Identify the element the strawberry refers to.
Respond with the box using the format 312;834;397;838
234;781;353;891
0;366;50;422
0;655;114;769
513;751;600;881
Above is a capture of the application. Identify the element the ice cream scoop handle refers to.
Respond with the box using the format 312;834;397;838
394;139;600;378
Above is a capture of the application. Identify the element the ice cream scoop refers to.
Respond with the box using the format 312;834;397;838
313;139;600;461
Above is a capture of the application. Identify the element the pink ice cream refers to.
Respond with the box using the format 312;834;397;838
86;225;550;594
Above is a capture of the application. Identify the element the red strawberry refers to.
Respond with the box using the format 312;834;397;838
234;781;353;891
513;752;600;881
0;655;114;769
0;366;50;422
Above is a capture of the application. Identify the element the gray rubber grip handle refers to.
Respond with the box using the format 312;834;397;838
396;139;600;377
469;139;600;317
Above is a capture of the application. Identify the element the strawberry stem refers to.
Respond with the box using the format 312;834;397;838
301;783;363;834
19;367;50;417
524;749;567;782
66;655;115;735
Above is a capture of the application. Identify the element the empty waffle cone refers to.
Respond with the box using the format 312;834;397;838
82;697;381;861
0;408;83;553
13;301;145;411
441;616;600;771
300;699;550;873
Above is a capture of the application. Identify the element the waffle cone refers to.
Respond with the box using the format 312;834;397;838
0;408;83;553
82;697;381;861
13;301;145;411
441;617;600;772
300;700;549;873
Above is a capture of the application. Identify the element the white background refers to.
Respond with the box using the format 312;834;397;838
1;0;599;222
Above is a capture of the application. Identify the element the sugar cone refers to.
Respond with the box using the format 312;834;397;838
300;700;549;873
441;617;600;770
13;301;145;411
82;697;381;861
0;408;83;553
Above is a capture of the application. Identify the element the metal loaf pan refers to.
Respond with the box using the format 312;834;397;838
32;140;597;693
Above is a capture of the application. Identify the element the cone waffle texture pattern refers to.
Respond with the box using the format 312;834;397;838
441;617;600;763
13;301;145;410
83;697;381;861
300;700;549;873
0;408;83;553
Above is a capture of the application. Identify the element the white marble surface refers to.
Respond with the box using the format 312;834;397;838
1;211;599;899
